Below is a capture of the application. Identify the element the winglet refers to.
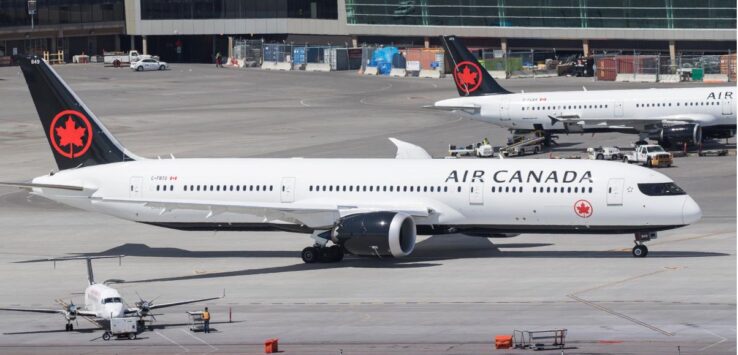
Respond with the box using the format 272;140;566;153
389;138;432;159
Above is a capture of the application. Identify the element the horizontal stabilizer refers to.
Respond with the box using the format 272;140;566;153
0;182;85;191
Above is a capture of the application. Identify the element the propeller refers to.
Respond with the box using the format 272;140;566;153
134;292;159;321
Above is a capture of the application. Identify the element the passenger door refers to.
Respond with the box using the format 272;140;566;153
469;182;484;205
723;100;733;115
280;177;296;203
614;102;624;117
606;178;624;206
129;176;143;198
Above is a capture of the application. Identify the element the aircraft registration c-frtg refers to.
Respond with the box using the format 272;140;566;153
3;56;701;263
432;36;736;146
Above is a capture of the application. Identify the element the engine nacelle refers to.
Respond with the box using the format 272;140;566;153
331;212;416;257
654;124;702;145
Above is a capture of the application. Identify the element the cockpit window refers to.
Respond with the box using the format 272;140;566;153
102;297;122;304
638;183;686;196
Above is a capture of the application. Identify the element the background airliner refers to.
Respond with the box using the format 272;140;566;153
0;256;220;332
1;56;701;263
432;36;736;146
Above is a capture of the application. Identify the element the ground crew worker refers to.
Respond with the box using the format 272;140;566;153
202;307;211;333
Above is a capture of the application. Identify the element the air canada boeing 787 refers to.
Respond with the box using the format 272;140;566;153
432;36;736;146
2;56;702;262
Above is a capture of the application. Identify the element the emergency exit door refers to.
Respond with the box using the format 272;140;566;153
606;178;624;205
280;177;296;203
469;183;484;205
129;176;143;198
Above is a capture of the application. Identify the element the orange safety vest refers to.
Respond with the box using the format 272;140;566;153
202;311;210;321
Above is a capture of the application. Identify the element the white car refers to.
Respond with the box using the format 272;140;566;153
130;58;168;71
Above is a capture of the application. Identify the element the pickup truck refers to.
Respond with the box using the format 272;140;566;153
622;144;673;168
104;50;158;66
587;146;622;160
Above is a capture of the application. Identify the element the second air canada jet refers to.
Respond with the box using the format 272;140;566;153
2;56;702;263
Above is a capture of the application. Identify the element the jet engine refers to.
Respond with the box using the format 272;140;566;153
654;124;702;146
331;212;416;257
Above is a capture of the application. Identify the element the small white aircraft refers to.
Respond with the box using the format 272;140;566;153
1;56;701;263
431;36;736;146
0;256;221;332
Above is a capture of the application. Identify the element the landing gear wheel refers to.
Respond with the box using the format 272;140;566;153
632;245;648;258
102;332;111;341
328;245;344;262
69;324;73;331
65;324;70;331
301;247;319;263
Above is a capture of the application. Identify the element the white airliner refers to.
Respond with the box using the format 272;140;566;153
432;36;736;146
1;56;702;264
0;256;220;332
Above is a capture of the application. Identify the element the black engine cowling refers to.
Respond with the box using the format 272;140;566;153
654;124;702;146
331;212;416;257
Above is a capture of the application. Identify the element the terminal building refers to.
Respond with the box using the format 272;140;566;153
1;0;735;62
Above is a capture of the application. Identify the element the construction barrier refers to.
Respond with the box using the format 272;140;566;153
389;68;406;77
364;66;379;76
419;69;442;78
305;63;331;72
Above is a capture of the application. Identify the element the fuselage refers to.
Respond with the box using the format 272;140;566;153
435;86;736;135
31;158;701;235
84;284;124;319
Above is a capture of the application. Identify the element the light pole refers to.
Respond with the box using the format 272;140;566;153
28;0;36;30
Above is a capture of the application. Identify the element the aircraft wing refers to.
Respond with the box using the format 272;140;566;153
149;295;222;311
94;197;431;228
0;307;96;317
424;104;480;115
0;307;65;314
550;113;718;131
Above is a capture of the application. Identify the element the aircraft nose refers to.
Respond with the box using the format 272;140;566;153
682;196;702;225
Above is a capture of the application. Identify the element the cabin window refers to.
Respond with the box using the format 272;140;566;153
491;186;496;193
457;186;462;192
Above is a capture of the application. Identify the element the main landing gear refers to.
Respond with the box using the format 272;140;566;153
632;232;657;257
65;323;74;331
301;230;344;264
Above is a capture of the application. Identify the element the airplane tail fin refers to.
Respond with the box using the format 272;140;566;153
16;56;140;171
440;36;511;97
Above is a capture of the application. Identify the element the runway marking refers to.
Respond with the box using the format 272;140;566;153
180;328;218;353
650;231;731;247
567;294;674;337
155;330;189;353
698;328;728;352
570;268;672;295
567;268;682;337
299;99;311;107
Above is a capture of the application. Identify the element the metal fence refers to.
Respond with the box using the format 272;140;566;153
594;53;736;82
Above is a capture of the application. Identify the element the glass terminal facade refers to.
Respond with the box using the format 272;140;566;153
0;0;124;28
141;0;338;20
345;0;736;29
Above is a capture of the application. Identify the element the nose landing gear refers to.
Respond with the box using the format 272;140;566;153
632;232;657;257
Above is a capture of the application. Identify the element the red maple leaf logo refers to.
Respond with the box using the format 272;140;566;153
55;117;86;148
576;202;590;215
457;65;478;86
49;110;93;159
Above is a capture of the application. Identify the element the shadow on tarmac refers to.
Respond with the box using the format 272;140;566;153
29;234;725;284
